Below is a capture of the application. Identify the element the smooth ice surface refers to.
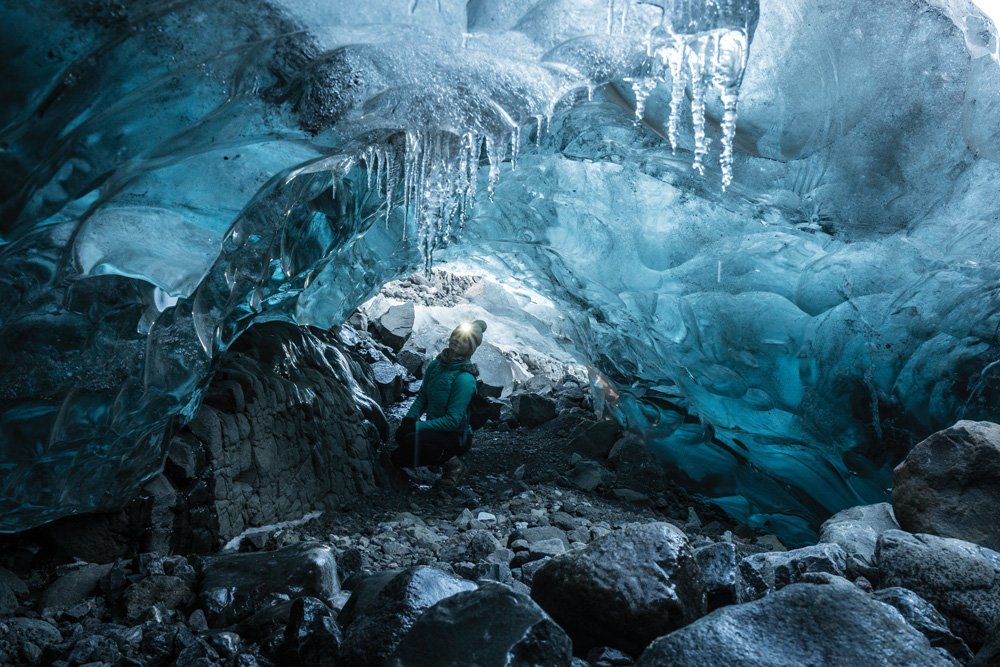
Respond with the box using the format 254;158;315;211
2;0;1000;543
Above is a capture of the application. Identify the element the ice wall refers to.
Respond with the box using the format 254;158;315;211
2;0;999;542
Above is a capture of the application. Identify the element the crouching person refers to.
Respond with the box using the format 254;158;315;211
390;319;487;486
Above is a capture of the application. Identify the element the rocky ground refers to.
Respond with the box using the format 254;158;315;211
2;295;1000;666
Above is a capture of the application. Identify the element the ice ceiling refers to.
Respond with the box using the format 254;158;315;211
3;0;1000;543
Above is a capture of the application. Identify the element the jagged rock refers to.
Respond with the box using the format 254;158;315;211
439;529;504;563
510;392;557;427
893;421;1000;551
531;522;703;656
200;541;339;628
170;322;384;553
123;575;195;624
371;360;409;405
693;541;737;610
0;618;62;650
873;587;974;663
396;348;426;378
372;303;415;351
605;433;672;495
569;460;612;492
637;580;956;667
586;646;635;667
511;526;570;550
877;529;1000;650
389;582;573;667
819;503;899;581
737;543;848;602
40;563;113;611
568;420;622;459
282;596;342;667
339;566;477;667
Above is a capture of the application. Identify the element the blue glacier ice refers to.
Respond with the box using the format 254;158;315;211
2;0;1000;544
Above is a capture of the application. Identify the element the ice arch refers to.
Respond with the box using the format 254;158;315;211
2;0;1000;543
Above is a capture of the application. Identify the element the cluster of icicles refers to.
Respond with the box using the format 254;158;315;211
357;125;531;272
352;0;751;269
625;24;748;189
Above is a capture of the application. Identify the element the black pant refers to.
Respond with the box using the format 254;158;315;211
390;419;471;468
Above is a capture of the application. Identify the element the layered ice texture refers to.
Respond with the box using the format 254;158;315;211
2;0;1000;542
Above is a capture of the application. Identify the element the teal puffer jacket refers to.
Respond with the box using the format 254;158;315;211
405;355;476;434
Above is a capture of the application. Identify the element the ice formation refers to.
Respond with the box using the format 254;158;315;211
2;0;1000;544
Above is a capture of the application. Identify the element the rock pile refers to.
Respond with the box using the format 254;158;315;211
3;310;1000;666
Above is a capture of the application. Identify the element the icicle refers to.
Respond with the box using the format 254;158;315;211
688;38;711;176
510;125;521;171
607;0;614;35
484;135;502;201
628;76;658;124
620;0;629;34
364;146;375;191
666;37;688;154
718;88;738;190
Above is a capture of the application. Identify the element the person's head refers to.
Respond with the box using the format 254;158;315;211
447;319;487;359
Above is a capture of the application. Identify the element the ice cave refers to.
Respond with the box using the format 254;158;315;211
2;0;1000;664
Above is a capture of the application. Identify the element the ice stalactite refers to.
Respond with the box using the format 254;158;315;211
360;129;497;273
642;25;749;188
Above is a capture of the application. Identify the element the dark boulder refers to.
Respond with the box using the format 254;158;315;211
531;522;703;656
389;582;573;667
893;421;1000;551
122;575;195;624
372;303;415;351
637;580;955;667
510;392;557;427
282;596;342;666
873;587;973;663
819;503;899;581
568;420;622;459
737;543;848;602
339;566;477;667
877;529;1000;650
692;541;736;610
200;541;339;628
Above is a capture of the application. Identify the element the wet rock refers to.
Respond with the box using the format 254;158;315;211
510;392;557;427
877;529;1000;650
586;646;635;667
531;522;703;656
819;503;899;581
389;582;572;667
283;596;341;666
372;303;415;351
339;566;477;667
40;562;113;611
893;421;1000;551
637;580;955;667
200;541;339;628
123;575;195;623
873;587;974;663
692;541;736;610
568;420;622;459
737;543;848;602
